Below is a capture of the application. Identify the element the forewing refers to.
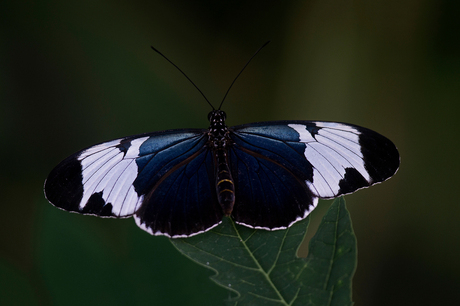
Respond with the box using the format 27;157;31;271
45;129;221;236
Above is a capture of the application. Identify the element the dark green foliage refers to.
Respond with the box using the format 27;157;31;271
172;197;357;305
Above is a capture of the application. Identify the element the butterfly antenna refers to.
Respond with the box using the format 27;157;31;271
218;41;270;110
151;46;215;110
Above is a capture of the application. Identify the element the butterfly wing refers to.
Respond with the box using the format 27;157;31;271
134;146;222;238
229;121;399;229
45;129;222;237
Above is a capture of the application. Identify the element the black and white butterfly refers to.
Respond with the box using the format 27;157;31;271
44;44;400;238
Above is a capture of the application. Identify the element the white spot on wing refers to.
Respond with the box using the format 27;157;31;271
78;137;149;216
313;121;360;132
290;124;316;143
288;123;369;198
80;139;121;157
81;148;120;179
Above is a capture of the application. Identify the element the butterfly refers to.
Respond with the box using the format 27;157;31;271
44;43;400;238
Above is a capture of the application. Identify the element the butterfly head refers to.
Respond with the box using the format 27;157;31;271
208;110;226;123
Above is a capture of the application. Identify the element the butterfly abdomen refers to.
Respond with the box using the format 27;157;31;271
215;148;235;215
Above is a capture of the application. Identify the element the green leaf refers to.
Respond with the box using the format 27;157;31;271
171;197;357;306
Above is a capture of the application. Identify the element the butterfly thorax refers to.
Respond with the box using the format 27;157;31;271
207;110;235;216
208;110;228;141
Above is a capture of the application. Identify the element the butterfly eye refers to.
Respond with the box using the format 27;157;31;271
207;111;213;122
221;111;227;121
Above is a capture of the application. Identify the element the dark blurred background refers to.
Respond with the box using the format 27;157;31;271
1;0;459;305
